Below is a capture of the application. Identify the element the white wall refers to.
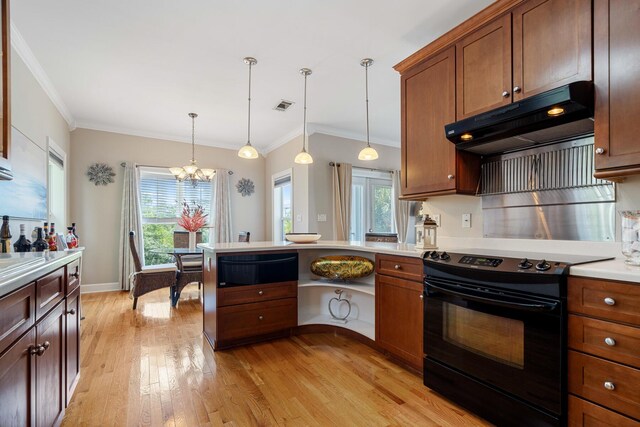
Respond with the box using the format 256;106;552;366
0;49;71;240
264;132;401;241
70;128;265;286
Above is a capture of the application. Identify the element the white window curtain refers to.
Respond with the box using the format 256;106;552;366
332;162;352;240
119;162;143;291
393;170;411;243
211;169;232;243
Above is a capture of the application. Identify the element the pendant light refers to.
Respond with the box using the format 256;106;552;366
169;113;216;186
238;57;259;159
358;58;379;161
294;68;313;164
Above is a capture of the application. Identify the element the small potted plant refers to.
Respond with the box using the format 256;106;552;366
178;201;208;250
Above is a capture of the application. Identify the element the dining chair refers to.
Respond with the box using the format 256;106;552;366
128;231;177;309
171;230;204;306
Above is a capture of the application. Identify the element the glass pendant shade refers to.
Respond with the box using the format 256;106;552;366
169;167;184;177
358;146;379;161
238;143;259;159
183;163;198;175
294;150;313;164
200;168;216;179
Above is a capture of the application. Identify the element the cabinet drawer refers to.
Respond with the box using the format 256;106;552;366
568;395;639;427
66;259;81;295
376;254;422;281
0;283;36;355
217;298;297;341
36;267;65;320
568;277;640;326
569;315;640;368
569;350;640;420
218;282;297;307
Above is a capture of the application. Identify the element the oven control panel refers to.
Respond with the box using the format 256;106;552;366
458;255;503;267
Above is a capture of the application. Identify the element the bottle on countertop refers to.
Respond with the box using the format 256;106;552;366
0;215;11;253
33;227;48;252
48;222;58;251
43;222;49;240
13;224;32;253
66;227;77;249
72;222;79;245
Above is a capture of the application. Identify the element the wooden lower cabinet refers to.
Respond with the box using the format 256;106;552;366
36;301;66;427
568;395;639;426
375;273;423;371
0;328;36;427
65;287;81;405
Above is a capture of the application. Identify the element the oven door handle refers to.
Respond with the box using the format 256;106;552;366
425;282;558;312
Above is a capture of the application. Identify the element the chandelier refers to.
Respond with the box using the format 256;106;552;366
358;58;379;161
170;113;216;186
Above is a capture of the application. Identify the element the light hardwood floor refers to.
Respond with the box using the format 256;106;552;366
62;287;489;426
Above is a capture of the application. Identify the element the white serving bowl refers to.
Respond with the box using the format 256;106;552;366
285;233;321;243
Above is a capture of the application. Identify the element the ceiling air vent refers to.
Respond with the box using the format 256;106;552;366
273;100;294;112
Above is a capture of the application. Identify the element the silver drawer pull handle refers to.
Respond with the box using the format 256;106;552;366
604;381;615;391
258;290;264;296
604;337;616;346
258;315;264;321
419;294;424;300
394;264;401;270
604;297;616;306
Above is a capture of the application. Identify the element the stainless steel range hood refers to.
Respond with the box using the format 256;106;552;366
445;81;594;155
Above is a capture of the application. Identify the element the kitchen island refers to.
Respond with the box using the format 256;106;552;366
199;240;426;369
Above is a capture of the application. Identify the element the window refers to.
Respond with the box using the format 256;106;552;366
273;171;292;241
350;170;394;241
48;138;66;228
139;167;212;265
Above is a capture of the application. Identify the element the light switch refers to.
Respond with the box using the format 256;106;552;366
317;214;327;222
462;213;471;228
296;214;302;222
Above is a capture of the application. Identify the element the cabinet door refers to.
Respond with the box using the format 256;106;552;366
65;287;80;405
512;0;592;100
456;14;512;119
36;302;65;427
375;274;423;370
0;328;36;427
401;47;456;196
594;0;640;174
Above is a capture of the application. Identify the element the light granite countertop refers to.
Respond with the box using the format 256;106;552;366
0;249;83;298
569;258;640;284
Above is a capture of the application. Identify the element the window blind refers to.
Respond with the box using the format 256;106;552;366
139;167;213;222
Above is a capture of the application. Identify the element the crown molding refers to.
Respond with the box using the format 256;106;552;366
262;126;304;155
74;121;249;153
307;124;399;148
10;22;76;130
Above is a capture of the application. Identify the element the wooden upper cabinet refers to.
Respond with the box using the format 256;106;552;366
593;0;640;178
401;47;479;198
512;0;592;101
456;14;512;119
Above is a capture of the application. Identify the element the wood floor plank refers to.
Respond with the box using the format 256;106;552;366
62;286;490;426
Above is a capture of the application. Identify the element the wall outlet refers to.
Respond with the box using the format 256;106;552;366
462;213;471;228
317;213;327;222
296;214;302;222
433;214;441;227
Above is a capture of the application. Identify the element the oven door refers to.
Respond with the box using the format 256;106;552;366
424;278;563;415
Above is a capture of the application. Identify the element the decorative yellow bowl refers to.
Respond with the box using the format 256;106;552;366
310;256;374;281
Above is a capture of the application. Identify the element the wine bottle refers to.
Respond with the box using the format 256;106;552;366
33;228;48;252
66;227;77;249
0;215;11;253
72;222;79;246
48;223;58;251
13;224;32;252
43;222;49;239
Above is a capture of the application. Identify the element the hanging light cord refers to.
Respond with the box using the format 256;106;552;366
247;61;252;145
303;72;308;152
365;62;371;148
191;114;196;162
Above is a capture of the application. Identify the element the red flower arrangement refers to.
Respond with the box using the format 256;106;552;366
178;201;208;232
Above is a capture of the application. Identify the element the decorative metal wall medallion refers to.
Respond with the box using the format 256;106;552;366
87;163;115;186
236;178;255;197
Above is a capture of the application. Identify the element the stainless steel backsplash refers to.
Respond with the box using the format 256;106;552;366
481;136;616;241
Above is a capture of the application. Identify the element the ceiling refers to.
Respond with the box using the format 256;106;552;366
12;0;494;153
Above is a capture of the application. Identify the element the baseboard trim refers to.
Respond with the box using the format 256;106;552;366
81;282;121;294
